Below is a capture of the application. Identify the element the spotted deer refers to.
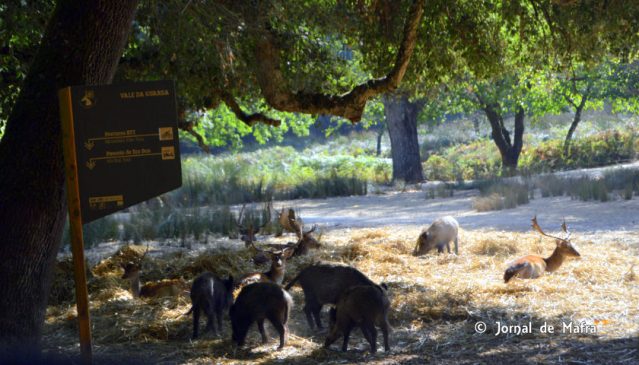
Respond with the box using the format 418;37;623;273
504;216;580;283
120;247;186;298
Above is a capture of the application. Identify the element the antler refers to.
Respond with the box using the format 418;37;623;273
561;219;571;241
250;241;282;255
531;216;569;242
303;224;317;236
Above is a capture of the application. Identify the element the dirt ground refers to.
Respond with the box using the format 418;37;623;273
43;184;639;365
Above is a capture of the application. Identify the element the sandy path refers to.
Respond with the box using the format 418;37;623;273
276;189;639;234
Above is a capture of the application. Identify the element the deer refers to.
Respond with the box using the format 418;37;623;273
237;202;272;248
120;246;187;298
503;216;581;283
278;208;302;236
266;224;321;257
238;244;294;287
270;208;320;256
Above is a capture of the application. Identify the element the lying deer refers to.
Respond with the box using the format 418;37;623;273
266;224;321;257
238;202;272;248
504;216;580;283
120;247;186;298
239;244;294;286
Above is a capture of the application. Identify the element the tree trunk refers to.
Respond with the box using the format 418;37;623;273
376;122;386;156
483;104;525;176
0;0;138;358
563;97;587;157
383;94;424;183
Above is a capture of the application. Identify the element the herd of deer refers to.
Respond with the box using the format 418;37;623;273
119;208;580;353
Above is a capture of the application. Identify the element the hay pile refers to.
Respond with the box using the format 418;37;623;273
43;227;639;364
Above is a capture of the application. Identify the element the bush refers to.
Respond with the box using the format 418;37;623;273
424;129;639;182
472;180;531;211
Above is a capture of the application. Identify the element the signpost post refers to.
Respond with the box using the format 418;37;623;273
58;80;182;364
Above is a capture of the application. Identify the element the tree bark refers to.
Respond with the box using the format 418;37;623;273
383;94;424;183
0;0;138;357
563;95;587;157
376;122;386;156
483;104;525;176
246;0;425;122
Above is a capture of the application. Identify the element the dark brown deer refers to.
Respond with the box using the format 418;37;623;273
239;244;294;286
504;216;580;283
120;247;186;298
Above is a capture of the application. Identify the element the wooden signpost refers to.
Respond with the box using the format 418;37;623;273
58;80;182;364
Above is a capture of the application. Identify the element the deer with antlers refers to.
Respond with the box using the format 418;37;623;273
503;216;581;283
120;246;187;298
237;202;272;248
271;208;321;256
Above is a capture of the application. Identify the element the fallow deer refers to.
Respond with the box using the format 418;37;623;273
120;247;186;298
266;224;321;257
503;216;581;283
239;244;294;287
278;208;302;236
237;202;272;248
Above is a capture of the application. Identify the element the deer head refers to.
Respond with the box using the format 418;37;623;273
531;216;580;257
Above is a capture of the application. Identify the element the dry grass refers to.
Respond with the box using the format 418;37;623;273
42;227;639;364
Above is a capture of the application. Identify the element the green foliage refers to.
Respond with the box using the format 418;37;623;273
173;145;391;206
424;129;639;181
0;0;55;137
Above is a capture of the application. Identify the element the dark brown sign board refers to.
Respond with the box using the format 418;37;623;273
58;80;182;364
60;80;182;223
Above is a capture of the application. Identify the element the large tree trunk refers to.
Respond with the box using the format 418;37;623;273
563;97;587;157
0;0;138;358
383;94;424;183
483;104;525;176
376;121;386;156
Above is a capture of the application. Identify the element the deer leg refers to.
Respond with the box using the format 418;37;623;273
257;319;268;344
446;241;451;253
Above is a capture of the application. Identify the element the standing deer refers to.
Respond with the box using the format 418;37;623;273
239;244;294;286
121;258;186;298
504;216;581;283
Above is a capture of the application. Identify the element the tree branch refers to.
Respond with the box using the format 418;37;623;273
250;0;425;123
221;93;282;127
178;121;210;153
